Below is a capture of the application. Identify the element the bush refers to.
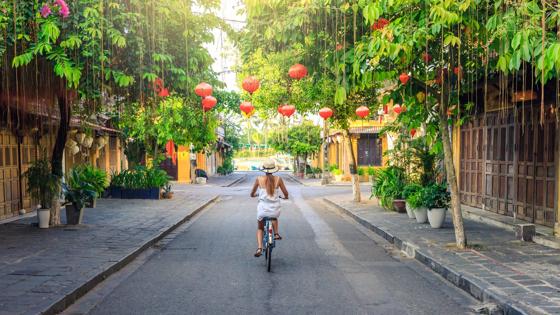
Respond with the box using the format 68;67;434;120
72;164;108;197
402;183;422;200
24;159;59;209
110;165;170;189
371;166;407;210
357;167;365;176
331;168;342;175
367;166;376;176
424;183;450;209
406;188;426;209
329;164;339;172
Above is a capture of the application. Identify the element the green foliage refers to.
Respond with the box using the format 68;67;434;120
406;189;426;210
403;183;422;200
424;183;451;209
110;166;170;189
270;121;322;159
71;164;108;197
63;168;98;211
24;159;59;209
371;166;407;210
357;167;365;176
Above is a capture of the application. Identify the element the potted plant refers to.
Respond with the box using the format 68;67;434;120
331;168;343;182
162;184;173;199
357;167;368;182
109;170;126;198
73;164;107;208
402;183;422;219
63;168;97;225
25;159;59;229
371;166;407;213
424;183;450;228
409;188;428;223
367;166;376;184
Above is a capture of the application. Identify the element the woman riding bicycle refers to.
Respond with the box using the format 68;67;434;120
250;159;289;257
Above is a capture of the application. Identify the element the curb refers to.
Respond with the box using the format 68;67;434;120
323;198;533;315
43;195;219;315
287;174;307;186
223;174;247;187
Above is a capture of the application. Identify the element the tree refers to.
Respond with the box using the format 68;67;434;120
270;122;322;176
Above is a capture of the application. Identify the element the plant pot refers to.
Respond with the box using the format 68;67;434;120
85;197;96;208
428;208;447;228
392;199;406;213
66;204;84;225
359;175;369;182
37;208;50;229
414;207;428;223
110;186;122;198
195;177;207;184
405;202;416;219
334;175;343;182
162;192;174;199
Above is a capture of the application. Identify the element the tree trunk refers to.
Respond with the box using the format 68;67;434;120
50;95;70;226
344;129;361;202
321;120;330;185
439;114;467;249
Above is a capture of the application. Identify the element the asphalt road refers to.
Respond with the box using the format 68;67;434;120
68;172;478;315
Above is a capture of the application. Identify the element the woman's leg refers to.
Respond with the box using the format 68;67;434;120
256;220;264;248
272;219;279;237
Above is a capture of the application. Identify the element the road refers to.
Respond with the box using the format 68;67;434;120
65;172;478;315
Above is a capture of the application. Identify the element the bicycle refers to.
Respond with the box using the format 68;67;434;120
261;217;276;272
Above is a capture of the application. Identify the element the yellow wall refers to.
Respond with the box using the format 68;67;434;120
177;145;191;183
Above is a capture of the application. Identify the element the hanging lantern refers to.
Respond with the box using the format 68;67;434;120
410;129;417;137
399;73;410;85
202;96;217;111
393;104;403;114
242;76;260;94
288;64;308;80
277;105;285;115
195;82;213;97
319;107;333;120
240;101;255;115
422;53;432;63
356;106;370;118
383;105;389;114
158;88;169;98
281;104;296;117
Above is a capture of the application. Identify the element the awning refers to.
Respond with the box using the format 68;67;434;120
349;126;383;134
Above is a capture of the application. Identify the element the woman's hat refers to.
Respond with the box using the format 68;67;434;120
261;159;279;174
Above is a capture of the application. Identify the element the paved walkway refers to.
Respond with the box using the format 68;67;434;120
325;195;560;315
0;187;219;315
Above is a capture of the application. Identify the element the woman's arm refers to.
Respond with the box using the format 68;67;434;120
278;177;289;199
250;178;259;197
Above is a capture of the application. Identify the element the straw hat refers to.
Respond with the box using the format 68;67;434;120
261;159;279;174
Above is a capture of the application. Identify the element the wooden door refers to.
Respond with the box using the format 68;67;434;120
515;108;556;226
483;112;515;216
357;134;382;166
20;135;37;210
460;117;484;208
0;131;20;218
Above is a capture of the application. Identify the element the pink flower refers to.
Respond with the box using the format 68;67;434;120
40;4;51;18
54;0;70;18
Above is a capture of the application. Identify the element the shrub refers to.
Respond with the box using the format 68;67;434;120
109;166;170;189
371;166;407;210
357;167;365;176
403;183;422;200
331;168;342;175
367;166;376;176
24;159;59;209
424;183;451;209
72;164;108;197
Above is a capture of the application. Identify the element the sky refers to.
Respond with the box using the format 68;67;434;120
206;0;246;91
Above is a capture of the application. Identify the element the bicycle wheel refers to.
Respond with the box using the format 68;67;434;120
266;246;272;272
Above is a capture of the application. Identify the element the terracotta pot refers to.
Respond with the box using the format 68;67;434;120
393;199;406;213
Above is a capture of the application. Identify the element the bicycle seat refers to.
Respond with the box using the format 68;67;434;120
262;217;277;221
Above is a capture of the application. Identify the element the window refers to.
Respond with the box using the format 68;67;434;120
357;134;382;166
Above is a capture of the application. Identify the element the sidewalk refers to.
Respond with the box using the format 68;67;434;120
0;189;217;315
324;195;560;315
287;174;372;187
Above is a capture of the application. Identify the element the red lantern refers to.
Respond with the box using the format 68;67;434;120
281;104;296;117
288;64;308;80
410;129;417;137
195;82;213;97
383;105;389;114
158;88;169;98
335;43;343;51
152;77;164;93
277;105;284;115
242;76;260;94
356;106;370;118
240;101;254;115
165;140;176;165
393;104;403;114
399;73;410;85
202;96;217;111
319;107;333;120
421;53;432;63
